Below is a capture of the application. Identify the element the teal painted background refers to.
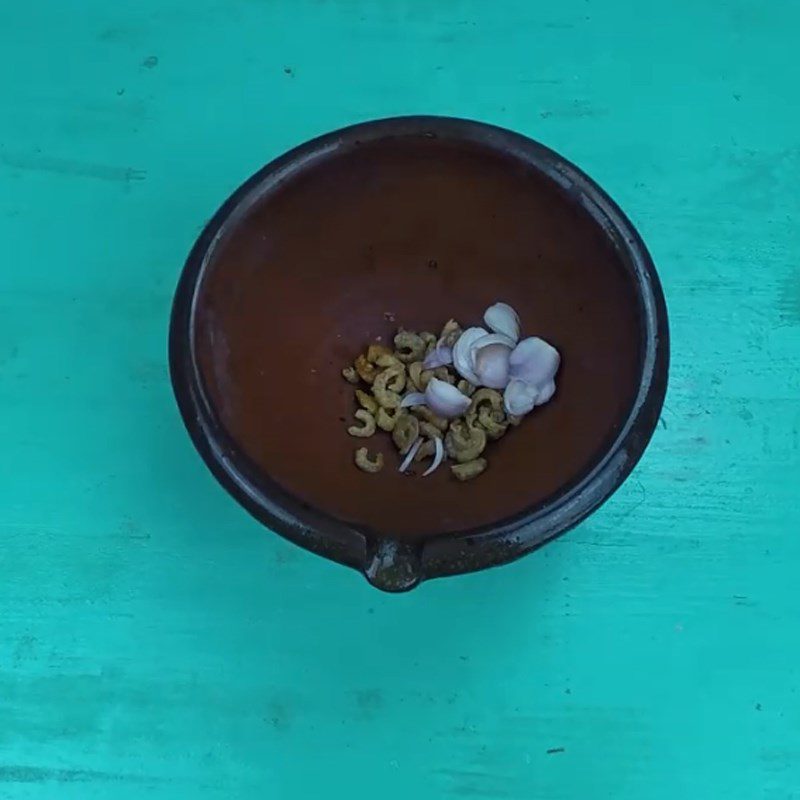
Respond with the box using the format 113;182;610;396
2;1;800;797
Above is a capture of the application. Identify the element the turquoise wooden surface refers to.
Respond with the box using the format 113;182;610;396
2;1;799;797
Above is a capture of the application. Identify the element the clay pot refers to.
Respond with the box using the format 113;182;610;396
169;117;668;591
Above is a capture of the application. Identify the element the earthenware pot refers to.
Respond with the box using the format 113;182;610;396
169;116;668;591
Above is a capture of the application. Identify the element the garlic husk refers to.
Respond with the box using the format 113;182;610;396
399;437;423;472
422;437;445;477
423;341;453;369
452;326;487;384
424;377;472;418
473;332;516;350
400;392;427;408
484;302;520;343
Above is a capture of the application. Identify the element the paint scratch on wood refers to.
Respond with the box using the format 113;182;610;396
777;270;800;324
0;765;163;784
0;153;145;183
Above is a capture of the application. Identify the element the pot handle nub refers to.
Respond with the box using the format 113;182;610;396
365;538;422;592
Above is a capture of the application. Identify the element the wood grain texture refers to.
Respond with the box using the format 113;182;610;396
1;1;799;797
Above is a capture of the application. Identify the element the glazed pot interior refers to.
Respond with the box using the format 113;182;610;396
190;130;643;542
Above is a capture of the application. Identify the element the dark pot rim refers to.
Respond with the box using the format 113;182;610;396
169;115;669;592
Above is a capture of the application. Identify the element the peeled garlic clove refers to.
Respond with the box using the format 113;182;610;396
452;326;486;384
535;379;556;406
423;341;453;369
424;377;472;419
470;332;515;388
504;379;539;416
484;302;521;343
473;342;512;389
508;337;560;390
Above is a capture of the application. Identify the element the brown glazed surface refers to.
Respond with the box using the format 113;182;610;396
194;137;642;541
